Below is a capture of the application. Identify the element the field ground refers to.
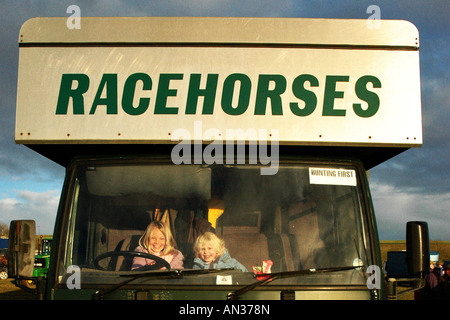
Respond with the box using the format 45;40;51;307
1;241;448;300
0;279;34;300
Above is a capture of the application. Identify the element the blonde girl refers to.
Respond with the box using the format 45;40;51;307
132;221;184;270
192;232;247;272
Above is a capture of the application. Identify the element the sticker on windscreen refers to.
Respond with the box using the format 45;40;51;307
309;168;357;186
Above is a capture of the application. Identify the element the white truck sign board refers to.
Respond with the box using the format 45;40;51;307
15;17;422;147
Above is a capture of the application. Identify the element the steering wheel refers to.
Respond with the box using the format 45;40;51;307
93;251;171;271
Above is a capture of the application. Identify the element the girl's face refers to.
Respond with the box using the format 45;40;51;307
149;228;166;254
199;241;218;264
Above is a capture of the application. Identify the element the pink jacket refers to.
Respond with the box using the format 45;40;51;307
131;246;184;270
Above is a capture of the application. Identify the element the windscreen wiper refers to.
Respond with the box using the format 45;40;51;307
227;265;361;300
92;268;233;300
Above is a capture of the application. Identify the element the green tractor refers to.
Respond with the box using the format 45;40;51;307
32;237;52;279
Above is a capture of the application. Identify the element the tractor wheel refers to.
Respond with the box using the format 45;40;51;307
0;270;7;280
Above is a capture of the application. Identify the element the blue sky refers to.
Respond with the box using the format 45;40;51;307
0;0;448;239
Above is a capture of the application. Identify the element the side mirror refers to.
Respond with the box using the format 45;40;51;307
8;220;36;278
406;221;430;278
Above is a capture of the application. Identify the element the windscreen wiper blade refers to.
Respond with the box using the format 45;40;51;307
120;267;234;278
227;265;361;300
92;268;234;300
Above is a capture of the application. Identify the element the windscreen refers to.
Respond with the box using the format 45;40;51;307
59;160;371;288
